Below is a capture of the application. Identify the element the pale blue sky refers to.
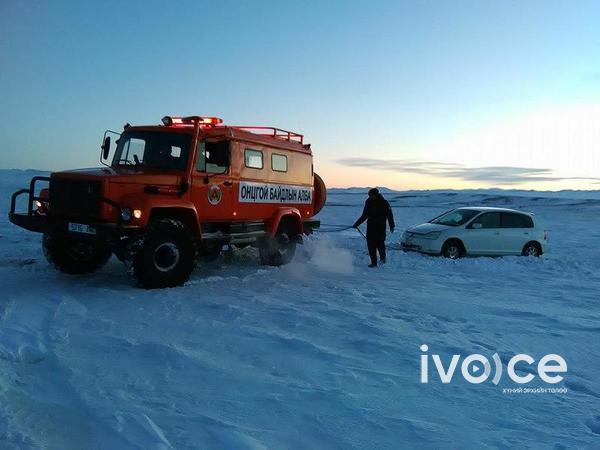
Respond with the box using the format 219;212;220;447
1;1;599;189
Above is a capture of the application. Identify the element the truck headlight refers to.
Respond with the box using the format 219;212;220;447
421;231;441;240
120;207;132;222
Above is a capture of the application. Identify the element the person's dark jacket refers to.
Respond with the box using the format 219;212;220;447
353;193;395;241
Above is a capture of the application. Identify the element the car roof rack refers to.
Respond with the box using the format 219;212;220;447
230;126;304;145
160;116;305;145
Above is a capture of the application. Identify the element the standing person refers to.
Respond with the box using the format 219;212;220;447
353;188;395;267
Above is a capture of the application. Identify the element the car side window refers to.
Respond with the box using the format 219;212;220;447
502;213;533;228
196;141;229;174
471;212;501;229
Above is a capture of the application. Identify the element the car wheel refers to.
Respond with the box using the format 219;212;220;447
442;240;463;260
522;242;541;257
126;219;197;289
259;218;298;266
43;233;112;274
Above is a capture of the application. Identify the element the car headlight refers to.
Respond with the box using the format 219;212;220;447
120;207;132;222
421;231;441;240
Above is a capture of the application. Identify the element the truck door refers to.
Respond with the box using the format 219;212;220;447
191;140;234;223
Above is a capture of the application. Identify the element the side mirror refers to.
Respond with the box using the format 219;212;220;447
101;136;111;160
471;222;482;229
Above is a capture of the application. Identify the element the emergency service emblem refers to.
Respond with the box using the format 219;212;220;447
208;184;222;205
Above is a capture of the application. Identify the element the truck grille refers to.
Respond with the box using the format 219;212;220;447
49;177;102;218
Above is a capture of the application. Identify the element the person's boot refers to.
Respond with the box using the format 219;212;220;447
368;261;377;268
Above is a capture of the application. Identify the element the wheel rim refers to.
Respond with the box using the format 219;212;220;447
67;240;95;262
446;245;460;259
153;242;180;272
525;245;538;257
276;233;294;256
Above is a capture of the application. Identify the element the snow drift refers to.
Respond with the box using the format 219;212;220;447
1;170;599;448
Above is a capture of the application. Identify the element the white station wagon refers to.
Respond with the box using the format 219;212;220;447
401;207;548;259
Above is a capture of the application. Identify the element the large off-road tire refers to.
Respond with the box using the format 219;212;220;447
259;219;298;266
442;239;465;260
43;233;112;274
126;219;197;289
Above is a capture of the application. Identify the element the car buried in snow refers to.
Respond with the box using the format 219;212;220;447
400;207;548;259
8;115;327;288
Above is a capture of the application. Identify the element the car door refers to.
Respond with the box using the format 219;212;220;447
462;212;502;255
190;140;234;223
500;212;534;254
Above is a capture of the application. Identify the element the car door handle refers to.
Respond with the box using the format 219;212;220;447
223;181;233;187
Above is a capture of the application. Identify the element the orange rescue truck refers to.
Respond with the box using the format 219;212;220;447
9;116;327;288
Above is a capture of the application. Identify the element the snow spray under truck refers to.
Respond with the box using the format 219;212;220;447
9;116;327;288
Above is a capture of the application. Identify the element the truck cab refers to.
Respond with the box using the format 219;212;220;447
9;116;326;288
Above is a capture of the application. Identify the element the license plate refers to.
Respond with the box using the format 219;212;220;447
68;222;96;235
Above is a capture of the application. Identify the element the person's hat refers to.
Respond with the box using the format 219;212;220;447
368;188;379;196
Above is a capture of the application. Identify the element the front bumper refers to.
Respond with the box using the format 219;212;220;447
8;212;140;240
400;234;443;255
9;212;50;233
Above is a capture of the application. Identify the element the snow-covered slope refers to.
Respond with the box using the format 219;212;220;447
1;170;599;448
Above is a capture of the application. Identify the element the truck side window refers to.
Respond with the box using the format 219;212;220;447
196;141;229;174
271;153;288;172
245;149;263;169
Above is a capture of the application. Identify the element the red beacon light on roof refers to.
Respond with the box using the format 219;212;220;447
161;116;223;127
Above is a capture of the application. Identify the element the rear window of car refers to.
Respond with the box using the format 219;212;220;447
501;213;534;228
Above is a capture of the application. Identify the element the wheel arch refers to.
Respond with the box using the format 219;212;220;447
442;237;466;256
148;207;201;239
266;208;303;237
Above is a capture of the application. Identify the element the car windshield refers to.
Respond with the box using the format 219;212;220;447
430;209;480;227
112;131;192;171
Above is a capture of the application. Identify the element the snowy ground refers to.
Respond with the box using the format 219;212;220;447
1;169;599;448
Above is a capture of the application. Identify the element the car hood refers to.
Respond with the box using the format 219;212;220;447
51;166;182;185
406;222;451;235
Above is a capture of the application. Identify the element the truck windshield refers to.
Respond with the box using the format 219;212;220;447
430;209;480;226
112;131;192;171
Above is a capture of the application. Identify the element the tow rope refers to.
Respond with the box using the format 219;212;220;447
315;224;367;240
316;224;354;233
